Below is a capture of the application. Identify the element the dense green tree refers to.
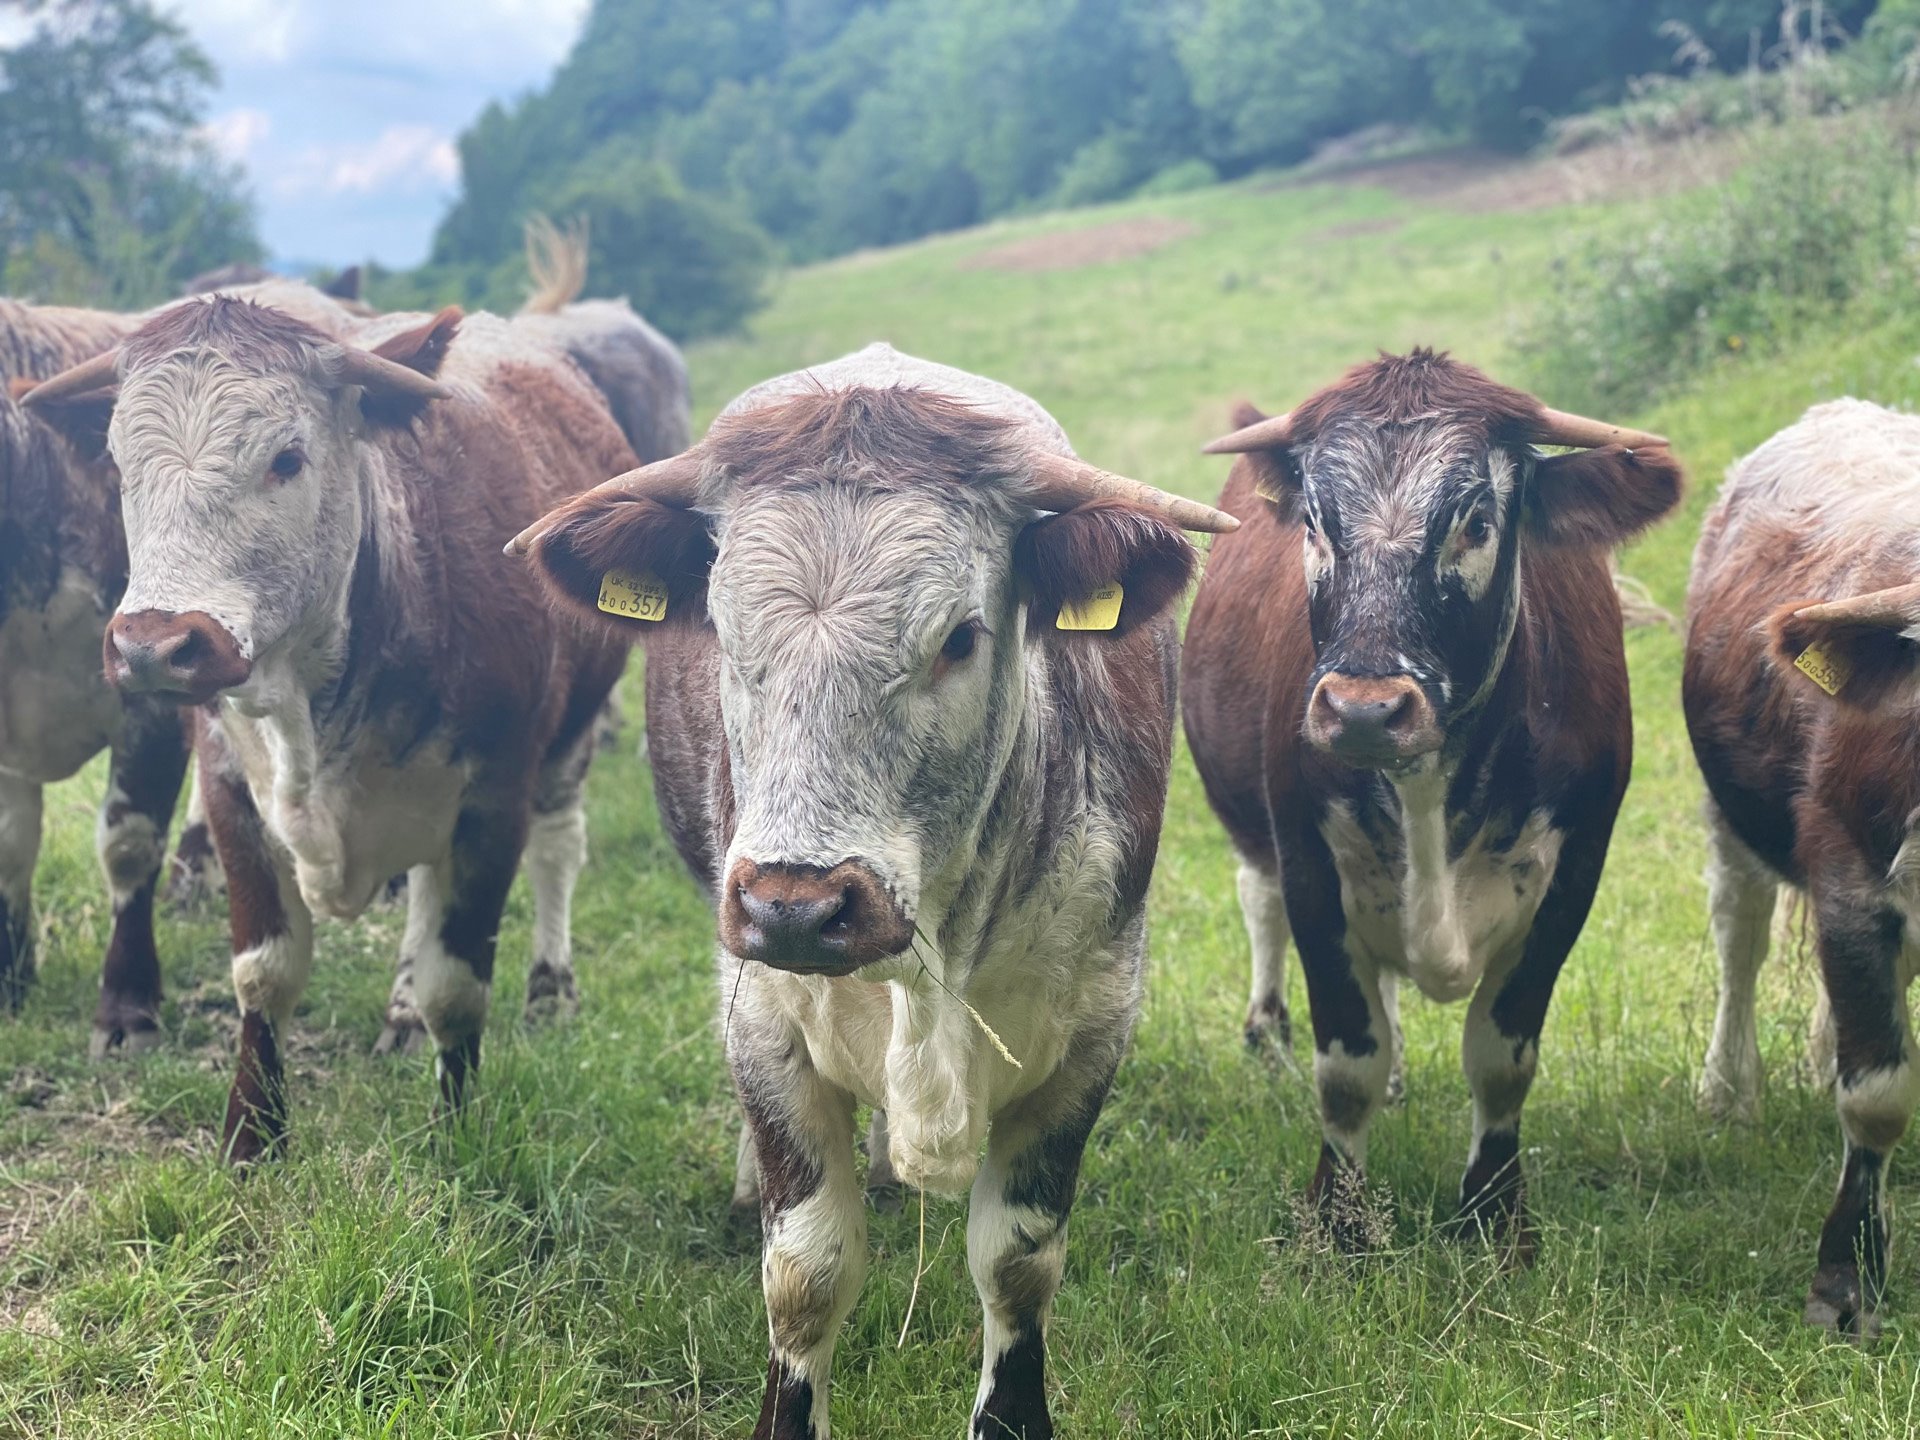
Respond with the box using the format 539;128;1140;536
0;0;261;305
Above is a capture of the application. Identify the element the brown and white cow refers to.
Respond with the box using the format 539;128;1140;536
0;298;191;1053
512;343;1235;1440
24;296;635;1161
1686;398;1920;1337
1184;350;1681;1257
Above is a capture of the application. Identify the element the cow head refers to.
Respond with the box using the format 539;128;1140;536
1207;350;1682;770
23;298;459;705
517;385;1234;976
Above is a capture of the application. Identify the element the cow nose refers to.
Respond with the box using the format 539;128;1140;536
720;859;915;975
1307;673;1439;764
105;610;252;703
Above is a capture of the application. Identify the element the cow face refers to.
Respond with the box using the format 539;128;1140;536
25;300;457;705
1223;352;1682;772
524;386;1204;976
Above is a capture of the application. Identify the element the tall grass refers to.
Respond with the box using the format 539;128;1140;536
1518;114;1920;415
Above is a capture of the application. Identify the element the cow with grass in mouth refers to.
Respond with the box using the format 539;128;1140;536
513;343;1236;1440
1686;399;1920;1337
1183;350;1681;1259
24;295;634;1161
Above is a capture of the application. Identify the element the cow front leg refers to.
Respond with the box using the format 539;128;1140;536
200;742;312;1164
92;699;190;1056
737;1012;864;1440
373;882;432;1057
0;772;43;1008
967;1051;1115;1439
1697;806;1778;1121
415;807;522;1113
1237;859;1293;1053
1806;898;1913;1338
864;1108;904;1212
1303;949;1396;1249
166;756;225;906
521;791;587;1025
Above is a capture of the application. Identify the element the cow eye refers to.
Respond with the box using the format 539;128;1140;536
1461;506;1493;547
269;447;305;480
940;621;978;665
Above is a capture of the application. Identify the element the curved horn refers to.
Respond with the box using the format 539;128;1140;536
19;350;120;408
503;448;708;556
1201;411;1295;455
1024;450;1239;534
331;345;453;403
1531;406;1668;451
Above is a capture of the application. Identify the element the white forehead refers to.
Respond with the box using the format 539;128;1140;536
711;482;1001;667
1307;420;1506;551
718;342;1072;456
111;357;313;487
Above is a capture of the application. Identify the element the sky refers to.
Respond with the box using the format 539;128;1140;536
166;0;591;269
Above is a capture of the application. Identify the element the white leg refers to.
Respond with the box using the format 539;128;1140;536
1237;859;1293;1052
1380;969;1406;1104
0;773;44;1002
374;867;434;1056
1698;808;1778;1121
523;798;587;1022
864;1107;903;1210
732;1114;762;1222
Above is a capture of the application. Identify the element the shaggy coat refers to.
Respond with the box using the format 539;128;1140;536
1184;350;1680;1257
1685;398;1920;1337
526;344;1199;1440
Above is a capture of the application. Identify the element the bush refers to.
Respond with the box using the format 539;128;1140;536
1516;118;1919;414
1134;158;1219;197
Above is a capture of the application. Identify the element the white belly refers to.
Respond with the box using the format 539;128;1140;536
0;570;121;783
1322;789;1563;1003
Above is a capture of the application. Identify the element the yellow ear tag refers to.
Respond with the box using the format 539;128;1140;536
1056;583;1124;632
1794;642;1851;696
597;568;669;622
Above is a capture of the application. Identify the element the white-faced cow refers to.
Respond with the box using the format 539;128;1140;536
512;343;1236;1440
24;296;635;1161
0;297;190;1053
1184;350;1681;1257
1686;398;1920;1337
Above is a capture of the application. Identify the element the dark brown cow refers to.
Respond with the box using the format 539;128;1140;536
1686;397;1920;1337
513;343;1235;1440
1184;350;1680;1256
0;298;190;1053
25;297;635;1160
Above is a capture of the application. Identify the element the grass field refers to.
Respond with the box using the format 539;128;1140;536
7;149;1920;1436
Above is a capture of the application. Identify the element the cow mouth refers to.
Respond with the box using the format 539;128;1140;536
719;857;917;976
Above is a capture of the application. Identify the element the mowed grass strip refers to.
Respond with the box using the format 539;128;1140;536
6;159;1920;1436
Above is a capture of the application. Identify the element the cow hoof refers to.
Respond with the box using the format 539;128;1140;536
867;1180;907;1215
1243;997;1292;1055
1805;1265;1882;1340
727;1198;763;1242
1695;1074;1760;1125
522;965;579;1026
1385;1066;1407;1107
372;1013;428;1057
89;1020;162;1060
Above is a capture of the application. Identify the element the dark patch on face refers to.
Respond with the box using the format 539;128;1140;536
973;1322;1051;1439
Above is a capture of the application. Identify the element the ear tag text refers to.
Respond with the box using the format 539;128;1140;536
1056;583;1124;632
597;569;669;622
1794;642;1851;697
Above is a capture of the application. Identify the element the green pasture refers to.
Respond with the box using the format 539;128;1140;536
6;157;1920;1436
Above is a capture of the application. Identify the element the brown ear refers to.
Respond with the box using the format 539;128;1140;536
1015;499;1197;638
1222;401;1303;517
372;305;461;378
527;487;716;634
1525;444;1683;547
15;385;116;464
322;265;362;302
1770;582;1920;707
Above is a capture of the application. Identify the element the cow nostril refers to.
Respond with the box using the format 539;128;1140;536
166;630;205;673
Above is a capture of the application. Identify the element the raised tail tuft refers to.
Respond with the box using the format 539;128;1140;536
519;213;589;315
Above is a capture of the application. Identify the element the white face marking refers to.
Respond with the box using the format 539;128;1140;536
110;352;367;667
709;478;1023;923
1435;449;1512;602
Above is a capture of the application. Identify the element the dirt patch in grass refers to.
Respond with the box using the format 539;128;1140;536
1274;135;1746;214
961;216;1199;273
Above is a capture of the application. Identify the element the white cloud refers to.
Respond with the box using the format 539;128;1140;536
165;0;299;64
278;125;460;197
198;106;272;163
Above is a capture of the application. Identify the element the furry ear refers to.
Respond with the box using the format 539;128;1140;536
1770;582;1920;707
527;488;716;634
13;382;115;465
358;306;462;427
1015;499;1197;638
1525;444;1683;547
1224;401;1303;518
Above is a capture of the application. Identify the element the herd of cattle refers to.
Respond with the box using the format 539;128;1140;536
0;242;1916;1435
